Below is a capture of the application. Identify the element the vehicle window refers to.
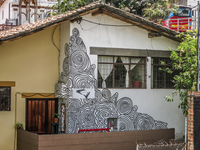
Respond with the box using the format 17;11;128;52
174;7;190;17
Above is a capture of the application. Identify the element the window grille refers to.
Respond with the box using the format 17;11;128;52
0;87;11;111
98;56;146;88
151;58;178;89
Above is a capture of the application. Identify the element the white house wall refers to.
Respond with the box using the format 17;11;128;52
0;0;11;24
58;14;184;139
0;0;56;25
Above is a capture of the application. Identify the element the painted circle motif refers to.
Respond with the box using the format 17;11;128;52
70;50;90;72
102;89;111;100
69;77;73;88
72;28;80;37
134;113;155;130
117;97;133;115
70;36;76;45
69;98;82;112
94;103;117;128
79;106;96;128
76;37;83;45
71;44;80;52
73;74;95;88
118;115;134;131
155;121;168;129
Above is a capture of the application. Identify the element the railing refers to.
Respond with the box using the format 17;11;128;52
0;24;17;31
162;17;198;32
78;128;110;133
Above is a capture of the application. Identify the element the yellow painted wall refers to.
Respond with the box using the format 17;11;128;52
0;25;60;150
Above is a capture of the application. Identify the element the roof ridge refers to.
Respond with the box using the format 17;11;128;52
0;1;181;43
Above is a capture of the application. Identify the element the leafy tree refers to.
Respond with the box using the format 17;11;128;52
106;0;150;15
143;0;178;22
52;0;95;15
165;30;197;115
52;0;178;21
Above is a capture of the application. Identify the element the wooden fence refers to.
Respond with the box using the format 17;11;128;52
17;128;175;150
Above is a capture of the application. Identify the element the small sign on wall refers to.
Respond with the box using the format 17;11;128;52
72;88;95;99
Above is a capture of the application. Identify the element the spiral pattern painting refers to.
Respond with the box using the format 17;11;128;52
134;113;156;130
70;50;90;72
118;115;134;131
55;28;168;133
117;97;133;115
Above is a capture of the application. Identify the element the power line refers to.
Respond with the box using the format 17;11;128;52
81;18;136;27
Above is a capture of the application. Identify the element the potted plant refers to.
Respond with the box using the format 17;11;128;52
15;122;24;130
132;75;142;88
53;113;59;124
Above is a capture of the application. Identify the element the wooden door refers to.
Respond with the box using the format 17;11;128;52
26;98;58;134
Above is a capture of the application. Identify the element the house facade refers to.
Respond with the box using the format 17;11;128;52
0;0;56;28
56;12;184;135
0;2;185;150
0;23;59;150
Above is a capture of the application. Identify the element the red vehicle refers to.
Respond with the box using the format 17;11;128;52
162;6;192;32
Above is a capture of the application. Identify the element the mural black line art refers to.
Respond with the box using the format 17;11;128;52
76;89;90;99
55;27;168;133
134;113;155;130
70;50;90;73
102;89;111;101
118;115;134;131
73;74;96;88
117;97;133;115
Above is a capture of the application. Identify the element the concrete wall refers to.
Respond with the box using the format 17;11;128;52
0;25;59;150
58;13;185;138
17;128;175;150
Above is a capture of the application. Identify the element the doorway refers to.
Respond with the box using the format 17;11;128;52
26;98;58;134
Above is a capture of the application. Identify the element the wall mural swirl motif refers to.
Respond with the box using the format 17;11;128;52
55;27;168;133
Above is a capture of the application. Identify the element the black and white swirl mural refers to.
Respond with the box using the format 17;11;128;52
55;28;168;133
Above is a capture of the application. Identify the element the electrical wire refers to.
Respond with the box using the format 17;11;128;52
81;18;137;27
52;25;60;76
79;16;102;31
52;25;60;52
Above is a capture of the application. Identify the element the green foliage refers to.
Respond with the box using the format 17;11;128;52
53;113;60;118
143;0;178;22
52;0;94;15
15;122;24;130
166;30;197;115
51;0;178;19
106;0;149;15
132;75;142;81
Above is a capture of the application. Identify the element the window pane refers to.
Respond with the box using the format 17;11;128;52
151;58;176;88
130;64;146;88
98;56;113;63
119;57;130;63
0;87;11;111
105;69;113;88
131;57;145;63
98;64;113;88
152;65;165;88
114;64;126;88
98;56;146;88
